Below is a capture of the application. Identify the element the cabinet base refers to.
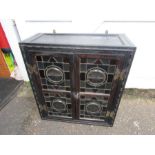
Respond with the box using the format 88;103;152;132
40;115;113;127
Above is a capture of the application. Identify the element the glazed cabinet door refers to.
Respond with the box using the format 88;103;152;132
76;52;126;125
22;47;75;120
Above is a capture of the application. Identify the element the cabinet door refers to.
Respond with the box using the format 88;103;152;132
76;52;126;125
22;48;75;120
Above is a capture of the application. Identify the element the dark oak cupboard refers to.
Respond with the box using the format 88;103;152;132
19;33;136;126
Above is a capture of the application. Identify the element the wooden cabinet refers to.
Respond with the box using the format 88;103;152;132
19;33;136;126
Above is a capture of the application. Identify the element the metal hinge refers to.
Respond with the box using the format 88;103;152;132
114;68;126;81
106;111;115;119
26;63;38;75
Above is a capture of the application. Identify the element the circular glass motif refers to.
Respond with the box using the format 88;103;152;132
86;102;101;114
45;65;64;84
52;99;66;112
86;67;107;87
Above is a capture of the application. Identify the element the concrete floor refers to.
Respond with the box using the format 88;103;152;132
0;83;155;135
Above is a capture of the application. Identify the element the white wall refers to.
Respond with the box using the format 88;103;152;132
1;0;155;88
103;22;155;88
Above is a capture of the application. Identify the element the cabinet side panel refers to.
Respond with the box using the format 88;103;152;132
19;45;47;118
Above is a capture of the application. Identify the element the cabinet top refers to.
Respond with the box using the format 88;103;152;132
20;33;136;49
